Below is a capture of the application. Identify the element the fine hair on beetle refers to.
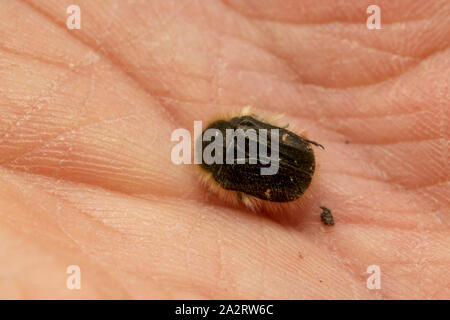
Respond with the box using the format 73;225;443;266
196;107;323;213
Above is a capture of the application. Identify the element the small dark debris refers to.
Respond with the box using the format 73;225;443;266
344;140;350;144
320;206;335;226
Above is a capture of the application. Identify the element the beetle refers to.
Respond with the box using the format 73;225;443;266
197;109;323;211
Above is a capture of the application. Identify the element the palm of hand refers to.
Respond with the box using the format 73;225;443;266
0;0;448;298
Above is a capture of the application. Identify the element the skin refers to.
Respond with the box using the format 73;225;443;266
0;0;448;299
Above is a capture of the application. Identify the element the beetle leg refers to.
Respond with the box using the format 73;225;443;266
302;138;325;149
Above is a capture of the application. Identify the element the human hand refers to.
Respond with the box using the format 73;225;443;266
0;0;448;299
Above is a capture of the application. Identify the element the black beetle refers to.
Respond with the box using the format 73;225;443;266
198;111;323;210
